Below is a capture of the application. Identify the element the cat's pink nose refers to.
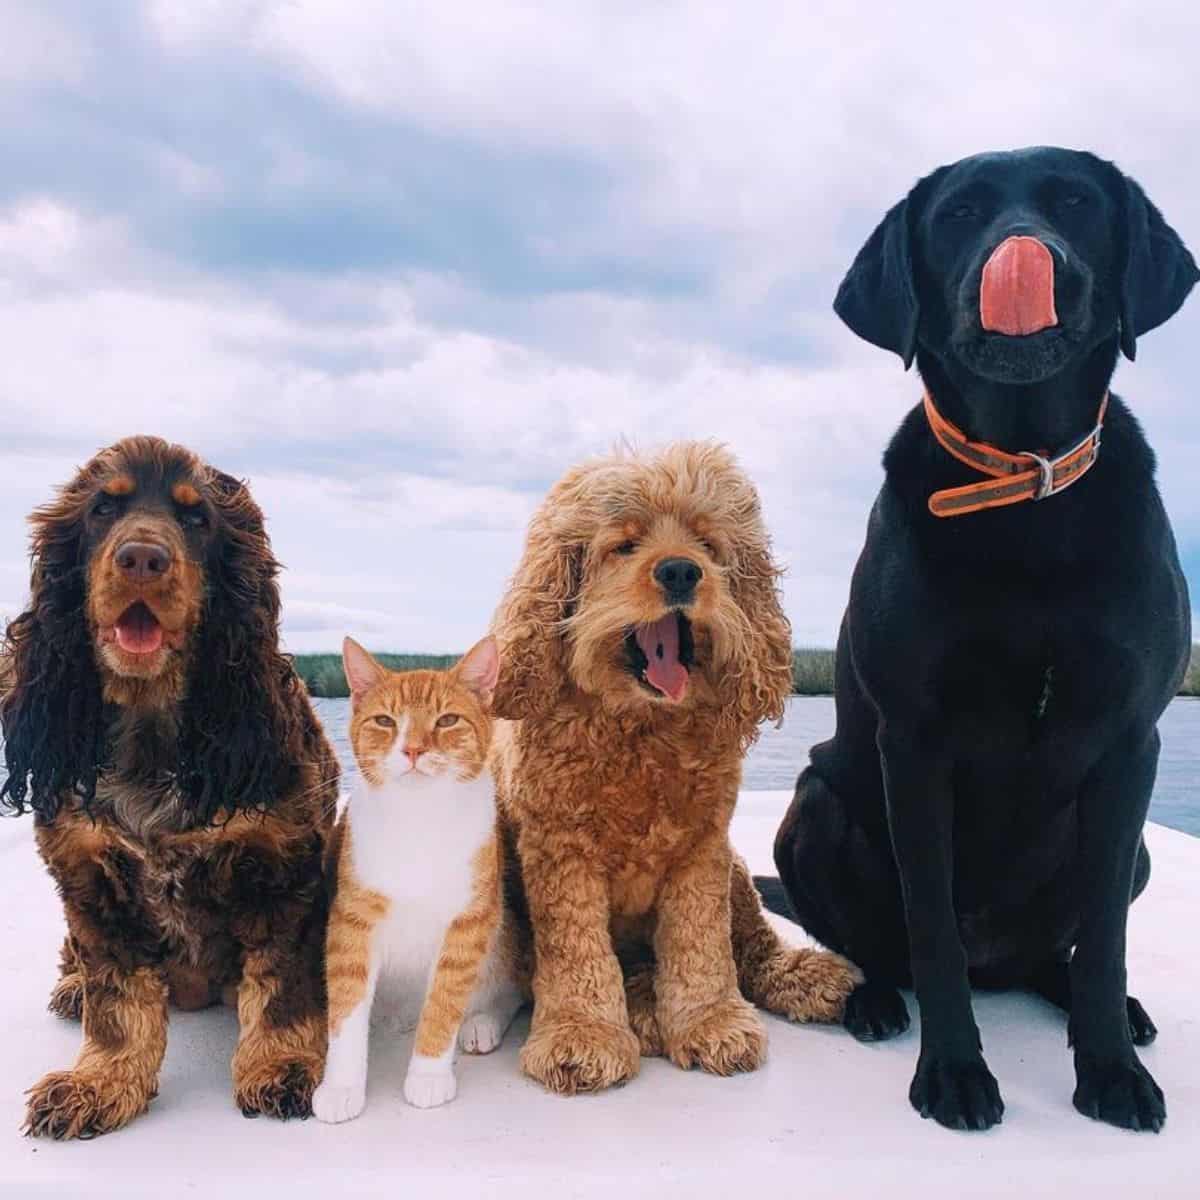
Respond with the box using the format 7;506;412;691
404;746;425;766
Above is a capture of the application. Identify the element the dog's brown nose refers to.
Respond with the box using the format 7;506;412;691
115;541;172;581
654;557;702;600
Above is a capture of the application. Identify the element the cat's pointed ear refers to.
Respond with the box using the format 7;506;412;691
454;635;500;707
342;636;384;703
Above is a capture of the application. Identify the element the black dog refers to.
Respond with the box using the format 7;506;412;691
767;148;1197;1133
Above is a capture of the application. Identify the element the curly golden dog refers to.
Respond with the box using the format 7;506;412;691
0;436;339;1138
491;442;859;1094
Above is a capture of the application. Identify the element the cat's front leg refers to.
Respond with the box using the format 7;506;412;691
312;869;388;1125
460;906;526;1055
312;959;379;1124
405;841;502;1108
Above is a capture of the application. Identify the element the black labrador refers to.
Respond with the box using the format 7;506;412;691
766;148;1197;1132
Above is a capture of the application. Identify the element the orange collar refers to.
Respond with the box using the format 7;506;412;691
923;391;1108;518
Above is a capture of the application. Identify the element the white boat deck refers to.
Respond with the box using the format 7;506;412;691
1;792;1196;1198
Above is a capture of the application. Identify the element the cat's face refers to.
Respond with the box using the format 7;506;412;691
343;636;498;787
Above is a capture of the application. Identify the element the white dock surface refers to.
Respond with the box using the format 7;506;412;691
1;791;1196;1198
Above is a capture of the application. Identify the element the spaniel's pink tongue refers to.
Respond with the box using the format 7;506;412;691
115;603;163;654
980;236;1058;336
635;615;689;702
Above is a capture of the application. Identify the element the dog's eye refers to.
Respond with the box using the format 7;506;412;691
92;498;118;518
372;714;396;729
614;541;637;556
178;508;208;529
436;713;460;729
947;203;977;221
1060;192;1085;209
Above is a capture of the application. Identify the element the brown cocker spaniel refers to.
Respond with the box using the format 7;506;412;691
0;436;339;1138
491;442;859;1094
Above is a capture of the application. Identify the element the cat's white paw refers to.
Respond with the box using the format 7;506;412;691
403;1066;457;1109
312;1080;366;1124
459;1012;505;1055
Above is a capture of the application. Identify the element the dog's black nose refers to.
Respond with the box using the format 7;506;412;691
115;541;172;581
654;557;702;599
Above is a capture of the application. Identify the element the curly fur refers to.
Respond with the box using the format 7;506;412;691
1;439;332;824
1;436;338;1137
491;442;859;1095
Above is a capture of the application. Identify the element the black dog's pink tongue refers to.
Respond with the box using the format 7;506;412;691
980;236;1058;336
635;615;689;702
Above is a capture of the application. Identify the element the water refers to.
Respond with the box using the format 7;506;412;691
314;695;1200;838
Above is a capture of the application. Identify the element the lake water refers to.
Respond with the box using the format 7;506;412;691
314;695;1200;838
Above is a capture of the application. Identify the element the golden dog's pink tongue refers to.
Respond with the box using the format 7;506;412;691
635;615;689;702
980;236;1058;336
115;603;163;654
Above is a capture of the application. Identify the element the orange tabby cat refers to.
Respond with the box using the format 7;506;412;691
312;636;523;1122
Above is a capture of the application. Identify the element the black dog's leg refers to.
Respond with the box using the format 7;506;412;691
1029;958;1157;1047
879;729;1003;1131
1070;732;1165;1132
773;766;912;1042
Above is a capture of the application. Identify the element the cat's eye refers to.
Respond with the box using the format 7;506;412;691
614;540;637;556
436;713;460;728
372;714;396;729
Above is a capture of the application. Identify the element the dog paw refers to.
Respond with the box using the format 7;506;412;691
664;997;766;1076
752;948;864;1024
1074;1053;1165;1132
1126;996;1157;1047
459;1012;505;1055
404;1065;457;1109
520;1018;640;1095
311;1080;366;1124
910;1052;1004;1131
234;1058;317;1120
624;967;663;1057
24;1069;153;1139
844;980;911;1042
47;975;84;1021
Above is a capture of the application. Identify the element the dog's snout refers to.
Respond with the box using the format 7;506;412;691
115;540;172;582
654;557;702;599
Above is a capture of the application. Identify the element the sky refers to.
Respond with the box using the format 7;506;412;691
2;1;1199;653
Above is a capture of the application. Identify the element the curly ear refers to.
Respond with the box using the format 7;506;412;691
721;535;794;749
490;505;582;722
1115;173;1199;360
175;470;309;821
0;496;106;820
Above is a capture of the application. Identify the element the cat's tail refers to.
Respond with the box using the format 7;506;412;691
729;855;862;1023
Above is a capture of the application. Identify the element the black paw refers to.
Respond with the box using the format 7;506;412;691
844;980;910;1042
909;1052;1004;1131
1074;1054;1165;1132
1127;996;1156;1047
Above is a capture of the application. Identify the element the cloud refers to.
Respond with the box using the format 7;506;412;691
2;1;1199;652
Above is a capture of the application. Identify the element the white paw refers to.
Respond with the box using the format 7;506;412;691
459;1012;505;1055
312;1081;366;1124
403;1067;457;1109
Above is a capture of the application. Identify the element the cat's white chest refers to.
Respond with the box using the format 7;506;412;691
347;773;494;981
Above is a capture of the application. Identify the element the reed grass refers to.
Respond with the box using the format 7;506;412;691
297;645;1200;698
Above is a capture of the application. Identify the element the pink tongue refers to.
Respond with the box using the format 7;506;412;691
635;615;689;703
115;605;164;655
980;236;1058;336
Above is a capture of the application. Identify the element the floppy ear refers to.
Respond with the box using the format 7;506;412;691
1116;175;1199;360
490;505;581;722
342;637;384;705
175;470;309;822
454;635;500;708
0;498;106;820
721;536;794;749
834;196;919;368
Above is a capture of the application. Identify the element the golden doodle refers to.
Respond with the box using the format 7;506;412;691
491;441;860;1094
